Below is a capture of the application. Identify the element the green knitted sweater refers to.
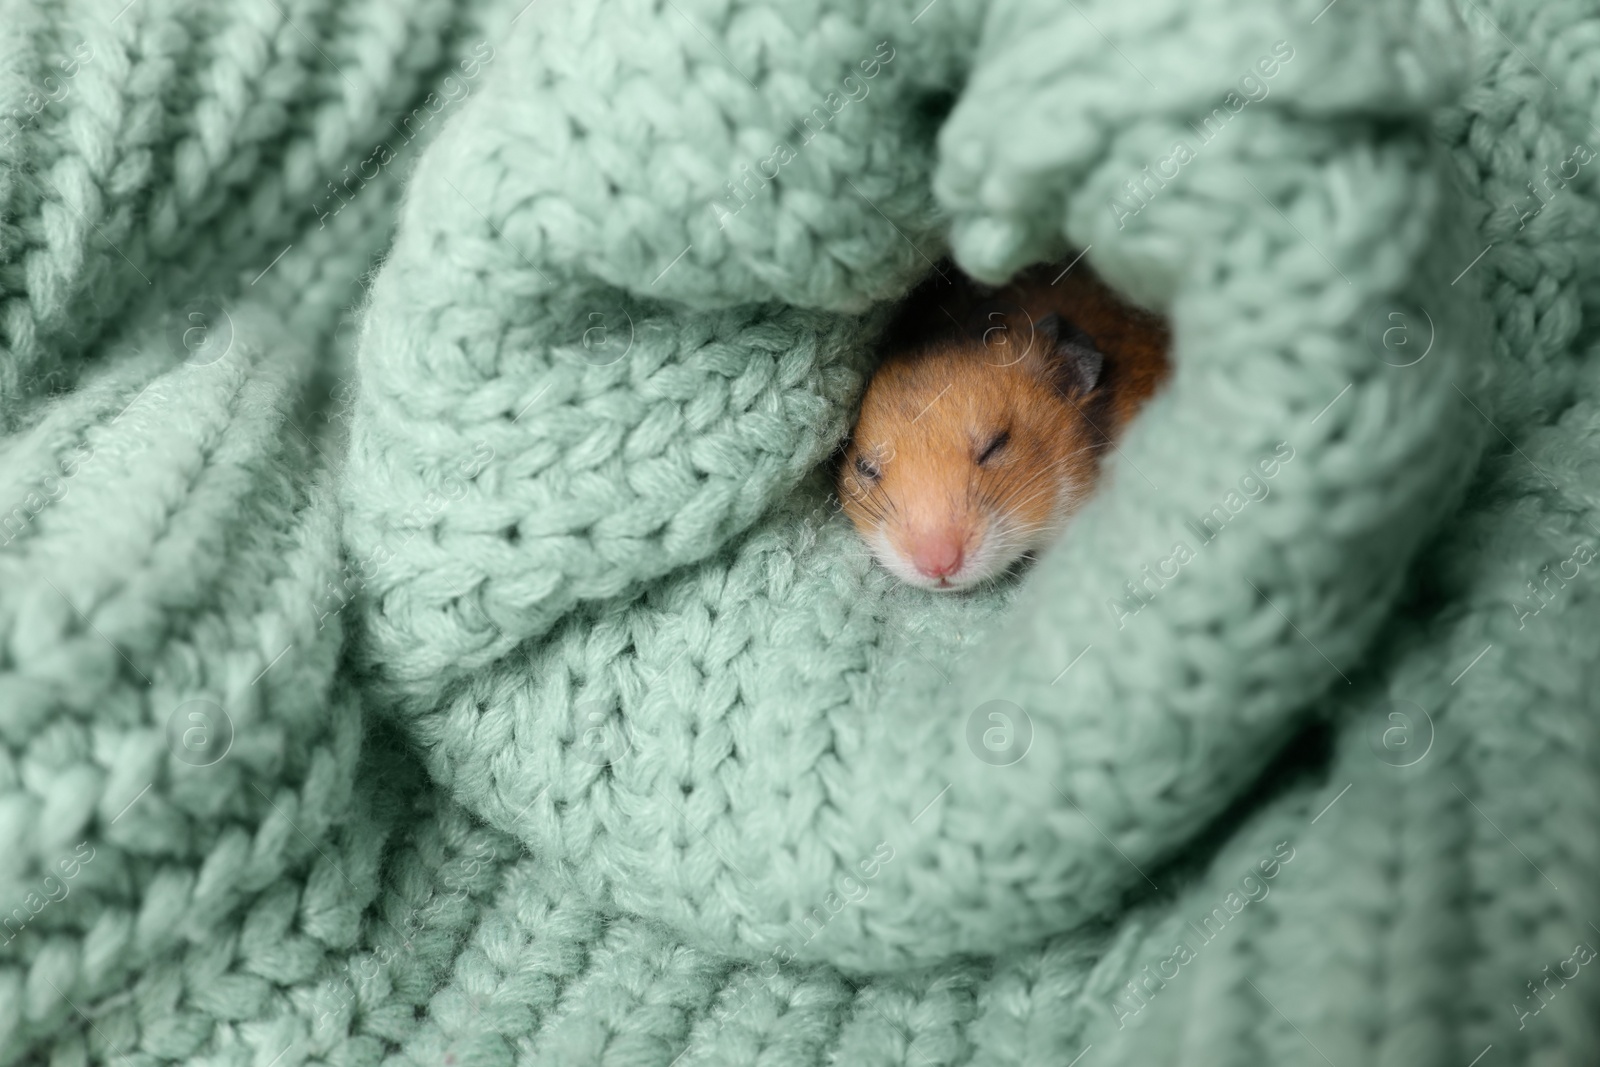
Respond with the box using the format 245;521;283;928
5;0;1600;1063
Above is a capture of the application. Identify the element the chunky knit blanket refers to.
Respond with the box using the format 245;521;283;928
6;0;1600;1063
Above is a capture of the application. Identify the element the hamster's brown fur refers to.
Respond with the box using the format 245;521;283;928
839;256;1170;591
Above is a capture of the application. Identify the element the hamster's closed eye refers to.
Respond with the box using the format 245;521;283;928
976;430;1009;465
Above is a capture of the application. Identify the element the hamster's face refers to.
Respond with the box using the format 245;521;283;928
838;339;1103;592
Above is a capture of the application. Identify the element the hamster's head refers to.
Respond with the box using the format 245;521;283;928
838;314;1107;591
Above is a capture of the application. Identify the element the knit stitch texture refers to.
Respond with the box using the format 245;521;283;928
5;0;1600;1064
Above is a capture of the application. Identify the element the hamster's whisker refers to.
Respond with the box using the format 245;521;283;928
984;475;1063;519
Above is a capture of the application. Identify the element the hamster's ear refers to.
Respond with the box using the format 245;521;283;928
1032;313;1103;398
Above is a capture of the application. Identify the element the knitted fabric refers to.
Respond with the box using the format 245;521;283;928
6;0;1600;1065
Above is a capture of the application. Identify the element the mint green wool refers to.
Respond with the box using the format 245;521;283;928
5;0;1600;1063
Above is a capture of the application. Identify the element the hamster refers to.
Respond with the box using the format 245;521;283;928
837;256;1170;591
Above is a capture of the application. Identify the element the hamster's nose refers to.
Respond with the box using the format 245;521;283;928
909;530;965;579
